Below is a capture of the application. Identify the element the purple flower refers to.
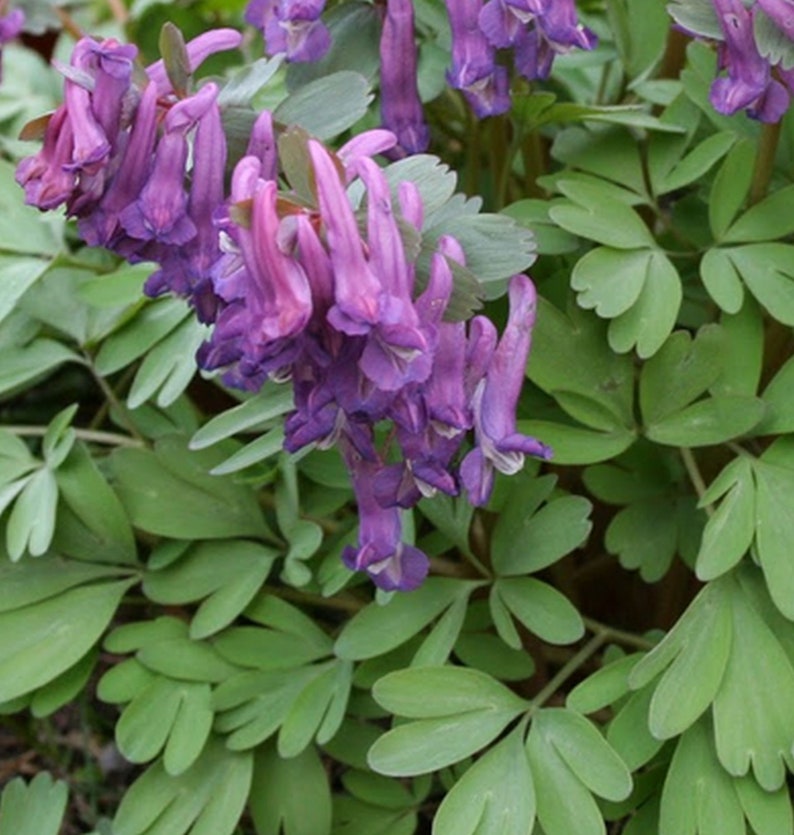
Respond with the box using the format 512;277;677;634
445;0;511;117
461;275;552;506
145;88;229;320
710;0;789;121
379;0;429;156
79;81;158;249
119;85;221;247
16;106;76;210
340;445;429;591
355;157;431;391
309;139;383;334
246;0;331;62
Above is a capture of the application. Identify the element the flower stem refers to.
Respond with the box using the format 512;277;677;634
749;119;782;206
4;425;143;448
529;632;608;711
679;446;713;517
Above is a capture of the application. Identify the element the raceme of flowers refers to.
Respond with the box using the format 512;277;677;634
245;0;597;154
15;30;551;592
680;0;794;122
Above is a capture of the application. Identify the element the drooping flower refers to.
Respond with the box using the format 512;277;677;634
461;275;552;505
445;0;511;117
340;444;430;591
710;0;790;121
245;0;330;62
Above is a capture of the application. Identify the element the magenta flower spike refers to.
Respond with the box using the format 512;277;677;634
379;0;429;155
445;0;511;117
308;139;383;334
461;275;552;506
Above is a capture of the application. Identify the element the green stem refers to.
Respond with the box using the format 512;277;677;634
4;425;143;448
521;130;546;198
529;632;609;712
84;354;146;444
464;109;482;197
491;115;512;209
749;119;782;206
679;446;713;517
582;617;656;651
263;584;366;614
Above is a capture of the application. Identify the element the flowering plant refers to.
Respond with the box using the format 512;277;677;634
1;0;794;833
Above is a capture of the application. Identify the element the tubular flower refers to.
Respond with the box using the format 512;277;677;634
379;0;430;156
710;0;789;121
445;0;511;117
674;0;794;122
460;275;553;506
245;0;330;62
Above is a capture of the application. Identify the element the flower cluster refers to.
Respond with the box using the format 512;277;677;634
445;0;596;117
16;29;242;321
245;0;596;153
16;28;551;592
680;0;794;122
198;128;551;590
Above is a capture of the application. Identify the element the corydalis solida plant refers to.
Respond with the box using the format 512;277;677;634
16;26;550;591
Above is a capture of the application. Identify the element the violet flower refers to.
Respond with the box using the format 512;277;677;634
710;0;789;121
245;0;330;62
445;0;511;117
355;157;430;391
341;446;429;591
119;84;221;248
379;0;430;156
309;139;383;335
461;275;552;506
16;107;76;211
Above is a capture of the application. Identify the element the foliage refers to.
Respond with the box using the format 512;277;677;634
1;0;794;833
